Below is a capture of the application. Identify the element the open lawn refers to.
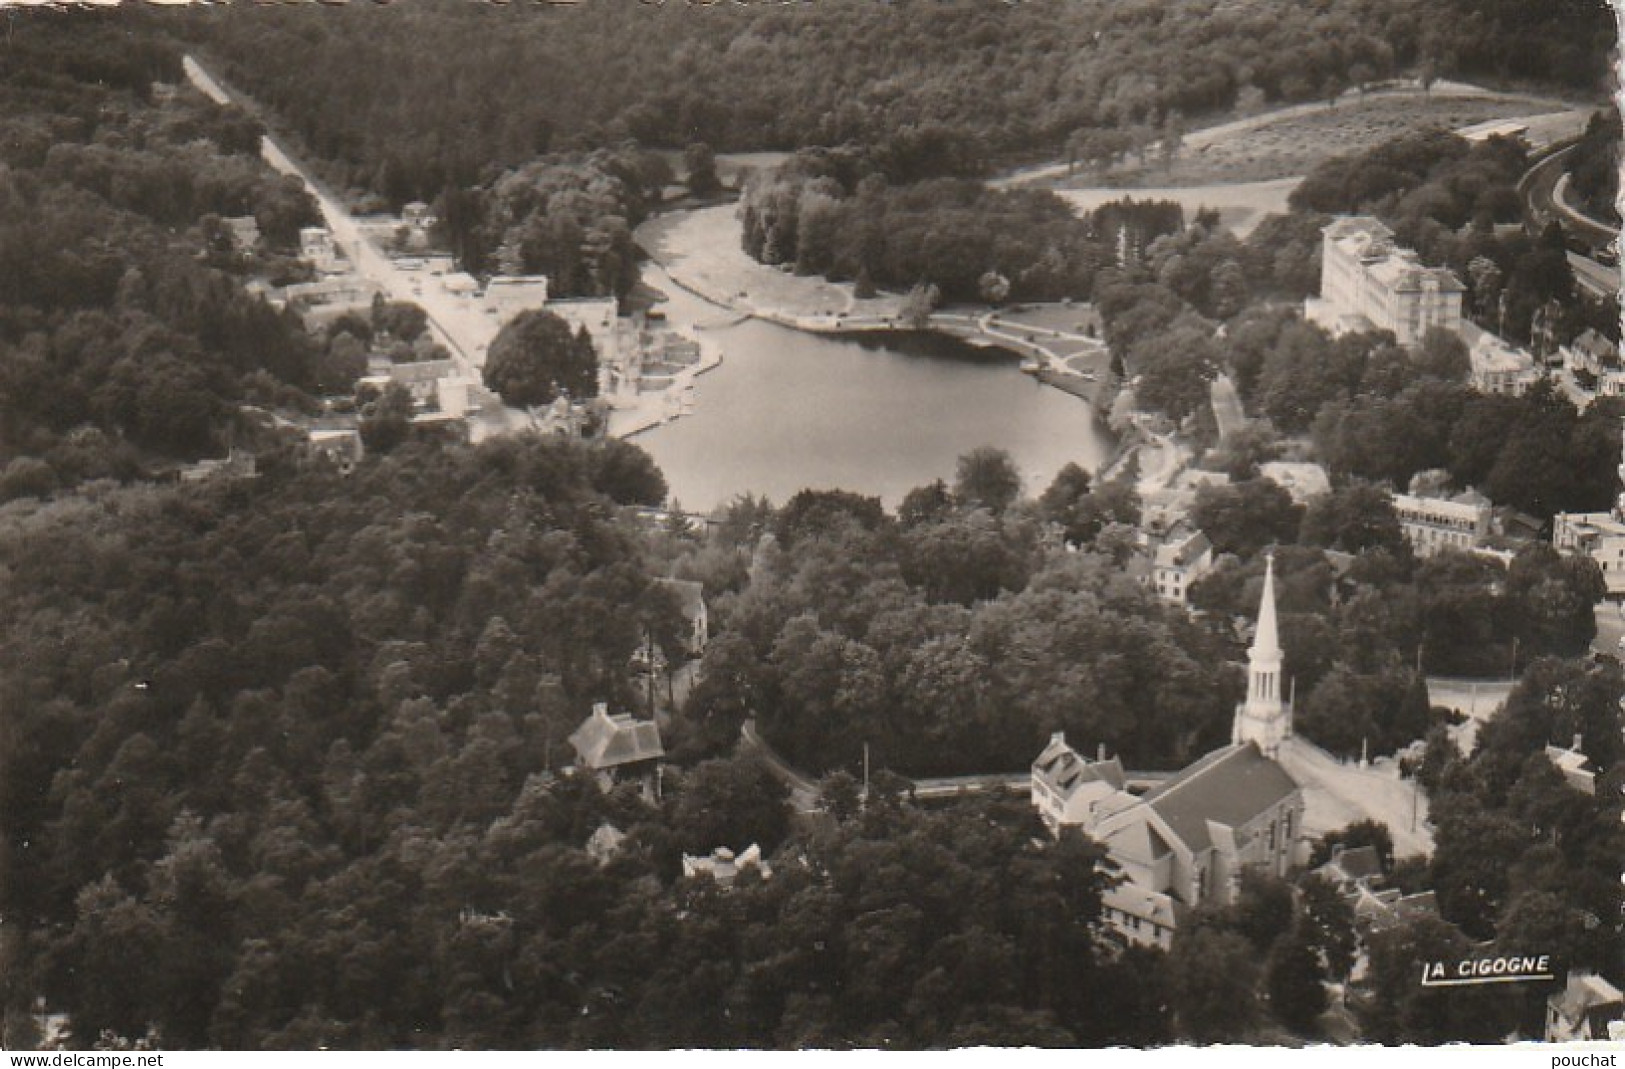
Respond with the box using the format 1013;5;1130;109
1062;93;1580;189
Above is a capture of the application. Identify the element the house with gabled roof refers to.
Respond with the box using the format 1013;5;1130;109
1031;734;1129;834
1543;735;1597;796
568;702;665;798
1546;971;1624;1042
682;844;771;889
1314;844;1384;892
1149;526;1213;606
1032;554;1304;948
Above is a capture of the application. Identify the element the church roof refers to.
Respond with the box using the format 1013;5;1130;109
1143;742;1299;853
1104;815;1175;866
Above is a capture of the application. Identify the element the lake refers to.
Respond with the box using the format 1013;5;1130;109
633;271;1115;511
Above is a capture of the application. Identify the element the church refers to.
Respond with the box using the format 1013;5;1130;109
1031;555;1305;949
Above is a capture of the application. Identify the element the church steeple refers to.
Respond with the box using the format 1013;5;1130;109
1234;551;1292;757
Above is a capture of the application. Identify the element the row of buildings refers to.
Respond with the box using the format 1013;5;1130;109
1304;216;1574;398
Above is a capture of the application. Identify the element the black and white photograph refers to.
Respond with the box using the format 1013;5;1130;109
0;0;1620;1053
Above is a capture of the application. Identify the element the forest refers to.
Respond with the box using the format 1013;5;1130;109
0;14;329;499
169;0;1613;209
736;150;1173;303
2;2;1622;1051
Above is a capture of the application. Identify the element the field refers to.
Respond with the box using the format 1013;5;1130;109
1054;90;1585;189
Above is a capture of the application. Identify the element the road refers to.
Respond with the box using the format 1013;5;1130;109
1276;736;1434;860
1426;677;1515;754
1519;142;1620;299
995;78;1529;190
1210;374;1247;440
184;55;542;440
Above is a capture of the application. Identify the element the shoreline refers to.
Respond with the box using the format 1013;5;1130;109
633;205;1119;419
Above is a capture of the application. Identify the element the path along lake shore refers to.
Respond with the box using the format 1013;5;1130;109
630;205;1117;430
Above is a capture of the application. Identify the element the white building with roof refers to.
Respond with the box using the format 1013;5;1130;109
1546;971;1623;1043
1259;461;1331;505
568;702;665;797
1553;418;1625;598
1305;217;1464;347
1543;736;1597;796
485;275;551;320
1459;321;1540;396
1392;488;1493;557
1031;555;1303;949
682;844;771;888
1149;526;1214;606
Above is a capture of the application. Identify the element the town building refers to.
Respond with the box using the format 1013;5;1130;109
1313;844;1383;893
306;426;363;474
1392;488;1493;557
1545;971;1624;1043
1305;217;1464;347
1460;322;1541;396
224;215;261;251
682;844;772;888
547;296;624;371
568;702;665;798
1031;555;1303;949
1141;469;1230;535
485;275;551;321
1148;526;1214;606
585;822;627;866
179;449;258;484
1553;419;1625;598
1348;885;1440;939
1259;461;1331;505
1543;736;1597;796
1561;328;1618;380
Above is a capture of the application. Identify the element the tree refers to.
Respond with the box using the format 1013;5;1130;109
901;282;940;330
1264;926;1328;1032
482;309;598;408
1129;319;1221;423
1308;818;1396;872
670;755;791;855
684;142;720;198
1190;479;1303;559
953;447;1022;514
977;270;1011;306
586;439;667;506
358;382;414;454
898;479;955;529
1168;926;1259;1042
1299;481;1408;556
1298;874;1357;981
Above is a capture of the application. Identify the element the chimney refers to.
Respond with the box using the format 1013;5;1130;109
1573;733;1584;754
593;701;608;718
1097;743;1107;763
1051;731;1066;748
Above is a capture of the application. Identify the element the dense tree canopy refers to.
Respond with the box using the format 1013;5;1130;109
482;310;599;408
0;17;327;494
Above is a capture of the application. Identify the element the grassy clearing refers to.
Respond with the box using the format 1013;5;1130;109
1069;93;1575;188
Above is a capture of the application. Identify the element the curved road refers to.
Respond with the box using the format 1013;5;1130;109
1519;143;1620;299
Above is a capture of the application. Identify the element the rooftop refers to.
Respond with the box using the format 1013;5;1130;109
1551;972;1624;1023
1142;742;1300;853
1033;733;1128;798
569;702;665;770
